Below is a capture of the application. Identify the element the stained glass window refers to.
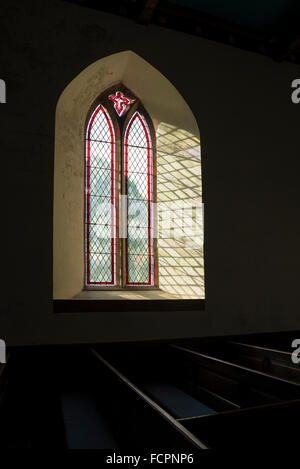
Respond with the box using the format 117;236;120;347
85;94;155;288
108;91;135;117
85;105;117;285
124;112;154;286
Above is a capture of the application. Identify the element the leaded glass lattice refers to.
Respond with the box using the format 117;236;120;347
124;112;154;285
85;105;117;285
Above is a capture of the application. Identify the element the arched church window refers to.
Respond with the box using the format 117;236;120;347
85;87;157;288
53;51;204;303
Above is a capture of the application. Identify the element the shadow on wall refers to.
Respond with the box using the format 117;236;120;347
157;122;204;299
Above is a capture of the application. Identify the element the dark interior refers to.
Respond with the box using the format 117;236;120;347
1;331;300;450
1;0;300;454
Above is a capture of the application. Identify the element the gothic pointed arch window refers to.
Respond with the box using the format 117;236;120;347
54;52;204;302
85;86;157;288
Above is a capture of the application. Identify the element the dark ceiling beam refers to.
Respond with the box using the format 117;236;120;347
60;0;299;64
156;1;267;44
273;34;300;61
138;0;160;25
153;2;300;63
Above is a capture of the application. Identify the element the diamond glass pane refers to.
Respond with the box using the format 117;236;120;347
124;112;154;285
85;105;116;285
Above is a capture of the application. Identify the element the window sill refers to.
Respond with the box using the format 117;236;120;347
75;289;178;300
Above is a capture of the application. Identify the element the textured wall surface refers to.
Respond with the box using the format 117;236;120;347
53;51;203;300
1;0;300;345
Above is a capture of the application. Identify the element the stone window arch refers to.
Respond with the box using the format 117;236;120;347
53;51;204;301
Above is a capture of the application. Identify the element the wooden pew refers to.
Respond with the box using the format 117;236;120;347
3;340;299;450
61;390;118;449
179;399;300;449
91;343;300;450
170;344;300;407
90;348;208;450
222;341;300;383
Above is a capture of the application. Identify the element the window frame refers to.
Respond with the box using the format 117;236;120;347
84;84;158;290
85;102;119;287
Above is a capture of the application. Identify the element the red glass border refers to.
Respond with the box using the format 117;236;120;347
85;105;116;285
124;112;153;286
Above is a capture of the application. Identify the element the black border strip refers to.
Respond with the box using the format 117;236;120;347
53;299;205;313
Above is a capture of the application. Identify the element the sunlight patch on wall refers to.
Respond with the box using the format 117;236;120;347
156;122;204;300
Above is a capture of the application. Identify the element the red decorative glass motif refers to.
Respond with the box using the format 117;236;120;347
108;91;135;117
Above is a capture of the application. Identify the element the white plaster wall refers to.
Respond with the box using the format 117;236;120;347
53;51;203;299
